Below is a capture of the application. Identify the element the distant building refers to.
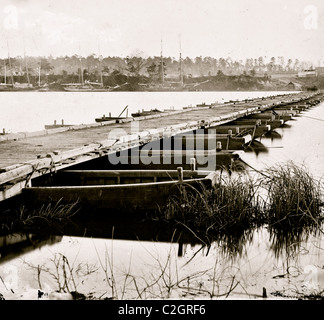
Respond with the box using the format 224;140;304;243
315;67;324;76
297;69;317;77
268;72;297;79
286;81;302;90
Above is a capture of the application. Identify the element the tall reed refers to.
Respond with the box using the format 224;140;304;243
163;173;265;244
263;162;323;229
163;162;324;246
0;200;79;234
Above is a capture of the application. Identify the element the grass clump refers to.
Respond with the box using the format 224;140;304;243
264;162;324;229
163;161;324;247
0;200;79;234
164;173;265;243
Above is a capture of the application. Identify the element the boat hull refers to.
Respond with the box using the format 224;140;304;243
23;169;218;211
61;149;242;171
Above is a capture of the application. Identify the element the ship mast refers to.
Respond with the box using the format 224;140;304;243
3;61;6;85
179;35;183;87
78;43;84;85
98;43;103;87
7;39;14;85
38;63;41;86
23;39;30;86
160;36;164;84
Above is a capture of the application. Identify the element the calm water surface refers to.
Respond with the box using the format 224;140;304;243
0;91;323;300
1;90;292;133
240;100;324;181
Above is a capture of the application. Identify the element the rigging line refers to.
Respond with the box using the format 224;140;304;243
238;157;272;179
303;115;324;121
240;158;324;185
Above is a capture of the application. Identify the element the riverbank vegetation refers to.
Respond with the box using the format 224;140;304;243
161;161;324;245
0;199;79;235
265;163;323;229
1;54;322;91
0;162;323;300
0;161;322;239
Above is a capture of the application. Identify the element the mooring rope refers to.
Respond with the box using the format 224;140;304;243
302;115;324;122
24;163;39;187
237;157;272;179
239;157;324;188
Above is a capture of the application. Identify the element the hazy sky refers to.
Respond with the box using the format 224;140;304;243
0;0;323;64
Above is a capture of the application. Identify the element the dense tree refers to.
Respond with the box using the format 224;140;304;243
125;54;144;76
286;58;293;71
40;58;53;73
0;53;317;87
147;61;157;81
157;61;167;82
250;68;256;77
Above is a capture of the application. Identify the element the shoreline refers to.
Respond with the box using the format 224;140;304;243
0;88;303;93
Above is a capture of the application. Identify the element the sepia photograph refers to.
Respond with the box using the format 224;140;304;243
0;0;323;309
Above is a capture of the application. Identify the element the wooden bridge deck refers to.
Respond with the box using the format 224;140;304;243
0;91;320;202
0;94;295;169
0;105;236;168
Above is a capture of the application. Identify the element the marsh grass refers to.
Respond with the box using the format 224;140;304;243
2;161;324;300
23;237;246;300
162;161;324;250
264;162;324;230
0;200;79;234
163;173;265;244
23;252;96;300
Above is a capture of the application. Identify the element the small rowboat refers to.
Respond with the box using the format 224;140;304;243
23;168;218;211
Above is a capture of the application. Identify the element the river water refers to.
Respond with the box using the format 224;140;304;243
0;90;323;300
0;90;290;133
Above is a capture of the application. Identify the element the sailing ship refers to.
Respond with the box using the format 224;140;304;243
63;82;94;92
146;36;185;91
64;47;108;91
1;39;34;91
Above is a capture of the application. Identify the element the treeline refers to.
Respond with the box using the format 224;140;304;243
0;54;315;84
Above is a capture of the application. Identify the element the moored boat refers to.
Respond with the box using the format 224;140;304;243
95;105;131;123
95;115;130;123
131;108;163;117
23;168;218;211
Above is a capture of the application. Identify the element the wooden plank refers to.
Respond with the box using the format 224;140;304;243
0;91;321;202
58;169;214;179
0;140;117;186
0;180;28;201
22;171;219;210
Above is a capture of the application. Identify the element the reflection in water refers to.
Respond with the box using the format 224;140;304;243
0;233;62;264
0;219;323;299
212;228;256;259
280;123;293;128
244;140;269;156
268;225;324;260
0;99;323;299
264;130;282;140
3;212;321;266
61;212;200;244
21;204;323;263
